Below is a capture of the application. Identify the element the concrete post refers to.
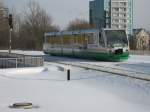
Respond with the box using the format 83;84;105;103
16;58;17;68
67;69;70;81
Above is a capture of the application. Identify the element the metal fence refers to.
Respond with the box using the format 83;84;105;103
0;57;44;69
0;52;44;69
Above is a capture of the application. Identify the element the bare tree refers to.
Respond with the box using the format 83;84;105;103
0;2;9;49
67;18;94;30
19;1;59;50
1;1;59;50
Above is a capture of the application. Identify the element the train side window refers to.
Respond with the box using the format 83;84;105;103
99;33;104;46
88;34;94;44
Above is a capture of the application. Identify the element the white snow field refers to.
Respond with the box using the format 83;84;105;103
0;52;150;112
0;56;150;112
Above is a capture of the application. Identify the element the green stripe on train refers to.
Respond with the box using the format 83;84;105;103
45;51;129;61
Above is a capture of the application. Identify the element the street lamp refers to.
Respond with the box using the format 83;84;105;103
8;14;13;54
0;7;12;53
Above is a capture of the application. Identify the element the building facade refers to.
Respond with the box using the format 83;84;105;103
89;0;133;35
130;29;150;50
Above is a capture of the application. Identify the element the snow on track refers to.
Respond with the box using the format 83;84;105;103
45;55;150;81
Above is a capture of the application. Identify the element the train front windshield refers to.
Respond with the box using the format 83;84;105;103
105;30;128;47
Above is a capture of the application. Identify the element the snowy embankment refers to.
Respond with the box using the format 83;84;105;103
0;67;46;76
0;62;150;112
45;55;150;81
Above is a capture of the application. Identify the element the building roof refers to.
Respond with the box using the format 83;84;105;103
133;28;150;36
133;28;144;35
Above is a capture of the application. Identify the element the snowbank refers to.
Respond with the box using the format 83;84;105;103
0;67;47;76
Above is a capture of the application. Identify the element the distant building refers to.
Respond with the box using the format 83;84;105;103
89;0;133;35
130;29;150;50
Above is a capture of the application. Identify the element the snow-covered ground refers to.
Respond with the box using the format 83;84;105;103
119;55;150;74
80;55;150;75
0;57;150;112
0;53;150;112
45;55;150;75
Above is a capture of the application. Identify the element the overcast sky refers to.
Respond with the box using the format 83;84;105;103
4;0;150;30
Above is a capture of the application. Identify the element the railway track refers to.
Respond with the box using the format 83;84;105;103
45;56;150;82
78;62;150;75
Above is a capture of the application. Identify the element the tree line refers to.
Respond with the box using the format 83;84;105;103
0;1;93;50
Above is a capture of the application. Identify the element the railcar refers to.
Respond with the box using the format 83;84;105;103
43;29;129;61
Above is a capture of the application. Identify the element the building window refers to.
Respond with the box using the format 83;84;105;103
112;19;119;23
120;2;127;6
119;13;126;18
112;24;119;29
119;25;126;29
120;19;126;23
112;8;119;12
120;8;126;12
112;13;119;17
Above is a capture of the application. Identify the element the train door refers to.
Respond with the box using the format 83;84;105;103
99;32;105;47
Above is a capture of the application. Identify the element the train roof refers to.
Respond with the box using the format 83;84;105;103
44;28;126;37
44;29;100;37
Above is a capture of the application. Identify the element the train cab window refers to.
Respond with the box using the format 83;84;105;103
87;34;94;44
99;33;104;46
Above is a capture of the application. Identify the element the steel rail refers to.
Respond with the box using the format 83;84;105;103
45;59;150;82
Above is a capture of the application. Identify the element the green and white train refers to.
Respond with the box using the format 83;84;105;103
43;29;129;61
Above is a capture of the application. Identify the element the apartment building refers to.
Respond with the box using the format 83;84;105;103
89;0;133;35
